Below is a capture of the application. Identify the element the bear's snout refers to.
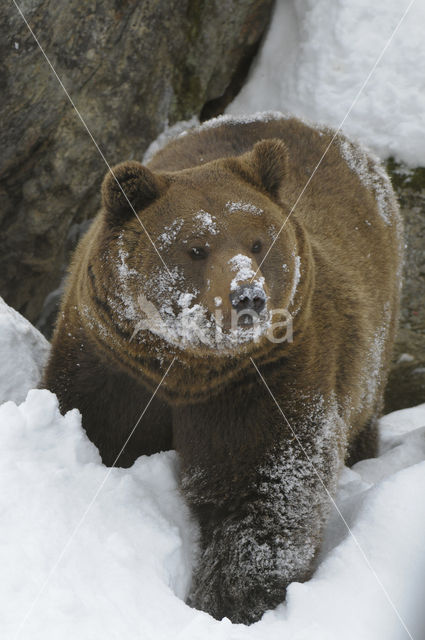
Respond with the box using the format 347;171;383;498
230;285;266;319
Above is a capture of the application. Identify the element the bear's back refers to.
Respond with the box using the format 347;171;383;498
147;114;402;296
147;114;317;172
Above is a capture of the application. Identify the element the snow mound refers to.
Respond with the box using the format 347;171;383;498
0;390;197;640
228;0;425;166
0;296;50;404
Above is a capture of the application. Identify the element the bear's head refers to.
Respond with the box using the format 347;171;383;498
97;139;303;361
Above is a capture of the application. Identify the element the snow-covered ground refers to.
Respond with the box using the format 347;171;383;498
0;298;50;406
0;299;424;640
228;0;425;167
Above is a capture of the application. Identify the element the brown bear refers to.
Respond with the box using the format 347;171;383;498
42;113;403;624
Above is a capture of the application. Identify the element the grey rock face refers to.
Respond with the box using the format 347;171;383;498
385;161;425;412
0;0;273;322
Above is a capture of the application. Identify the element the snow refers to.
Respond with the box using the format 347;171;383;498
143;115;200;164
288;253;301;308
113;234;140;322
1;305;425;639
229;254;265;292
226;201;264;216
131;287;270;351
227;0;425;167
0;296;50;405
121;251;274;350
338;138;395;224
194;210;219;235
199;110;288;131
130;290;214;350
156;218;184;250
0;391;197;640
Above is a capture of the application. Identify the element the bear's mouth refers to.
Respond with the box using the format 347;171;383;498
218;314;256;331
130;293;271;352
238;314;255;327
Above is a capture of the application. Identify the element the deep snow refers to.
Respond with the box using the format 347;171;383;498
0;299;424;640
0;297;50;405
228;0;425;167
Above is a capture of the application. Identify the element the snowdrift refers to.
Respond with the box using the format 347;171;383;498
228;0;425;167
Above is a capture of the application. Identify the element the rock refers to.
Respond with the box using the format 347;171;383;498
385;160;425;412
0;0;273;323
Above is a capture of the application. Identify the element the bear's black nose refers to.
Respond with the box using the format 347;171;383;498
229;285;266;314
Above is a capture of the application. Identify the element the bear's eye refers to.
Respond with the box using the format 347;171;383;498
189;246;208;260
251;240;262;253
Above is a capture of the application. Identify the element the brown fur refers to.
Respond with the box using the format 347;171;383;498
42;115;403;623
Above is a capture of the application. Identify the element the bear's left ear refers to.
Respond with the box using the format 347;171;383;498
229;139;288;201
248;139;289;199
101;161;168;225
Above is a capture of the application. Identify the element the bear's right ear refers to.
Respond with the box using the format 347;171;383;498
101;161;167;225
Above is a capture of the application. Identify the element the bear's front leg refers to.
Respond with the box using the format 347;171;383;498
42;324;173;466
174;392;345;624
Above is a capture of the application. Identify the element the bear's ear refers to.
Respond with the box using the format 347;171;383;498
248;139;288;199
228;139;288;201
101;161;167;224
